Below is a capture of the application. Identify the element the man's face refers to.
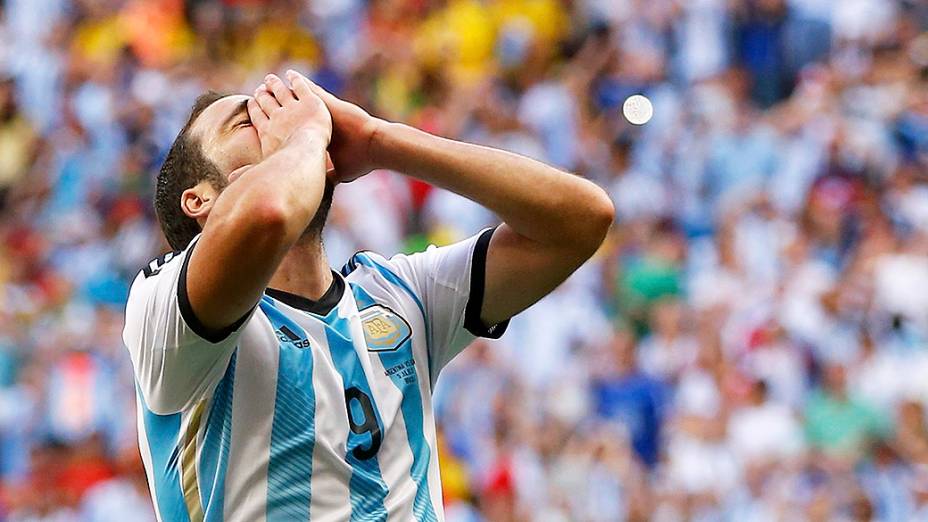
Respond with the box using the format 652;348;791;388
184;92;335;239
189;94;262;180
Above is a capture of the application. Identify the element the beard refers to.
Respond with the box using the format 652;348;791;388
301;179;335;242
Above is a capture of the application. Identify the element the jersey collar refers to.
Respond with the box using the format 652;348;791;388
265;270;345;316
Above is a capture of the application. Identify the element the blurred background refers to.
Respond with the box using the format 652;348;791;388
1;0;928;520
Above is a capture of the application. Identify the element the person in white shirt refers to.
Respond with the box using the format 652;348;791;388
122;70;613;521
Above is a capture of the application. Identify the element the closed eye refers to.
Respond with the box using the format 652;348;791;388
234;119;252;128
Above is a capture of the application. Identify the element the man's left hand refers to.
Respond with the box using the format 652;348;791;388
285;69;385;184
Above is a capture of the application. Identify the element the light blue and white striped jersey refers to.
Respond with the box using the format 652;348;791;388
122;228;507;522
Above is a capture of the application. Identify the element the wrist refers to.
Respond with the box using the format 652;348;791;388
368;120;406;171
287;126;330;151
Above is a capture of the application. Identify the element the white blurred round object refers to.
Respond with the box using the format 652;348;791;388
623;94;653;125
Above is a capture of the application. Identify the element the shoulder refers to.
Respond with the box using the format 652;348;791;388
341;250;427;317
341;228;492;280
127;235;200;303
342;249;417;290
341;228;496;297
340;249;384;278
135;235;200;280
139;249;184;279
341;249;418;288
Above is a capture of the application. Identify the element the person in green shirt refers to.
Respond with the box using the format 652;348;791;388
804;364;891;461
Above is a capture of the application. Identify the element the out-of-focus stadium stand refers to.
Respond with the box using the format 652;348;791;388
2;0;928;520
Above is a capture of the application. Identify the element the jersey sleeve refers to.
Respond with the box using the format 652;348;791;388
377;227;509;380
122;236;254;415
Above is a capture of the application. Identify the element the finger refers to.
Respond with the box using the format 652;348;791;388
287;69;338;105
246;97;269;131
254;84;280;114
265;74;295;106
285;70;315;102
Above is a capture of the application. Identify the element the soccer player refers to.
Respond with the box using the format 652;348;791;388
123;70;613;521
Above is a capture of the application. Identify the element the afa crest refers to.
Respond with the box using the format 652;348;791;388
359;305;412;352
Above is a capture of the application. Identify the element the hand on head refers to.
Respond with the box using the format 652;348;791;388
247;71;332;158
250;70;384;184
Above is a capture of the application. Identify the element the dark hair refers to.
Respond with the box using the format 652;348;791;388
155;91;229;250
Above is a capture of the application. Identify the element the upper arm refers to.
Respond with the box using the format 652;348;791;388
123;244;252;414
481;223;599;326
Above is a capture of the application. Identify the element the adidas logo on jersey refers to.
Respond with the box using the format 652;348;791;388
275;325;311;349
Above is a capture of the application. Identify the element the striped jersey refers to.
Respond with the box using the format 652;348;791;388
122;228;507;522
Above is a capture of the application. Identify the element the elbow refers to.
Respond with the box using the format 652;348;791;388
549;180;613;259
250;200;291;235
200;195;296;266
589;187;616;238
208;183;310;256
574;184;614;256
238;193;301;245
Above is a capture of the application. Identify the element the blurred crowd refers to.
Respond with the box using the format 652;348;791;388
1;0;928;520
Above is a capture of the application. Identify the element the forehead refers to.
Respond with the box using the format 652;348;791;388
190;94;250;144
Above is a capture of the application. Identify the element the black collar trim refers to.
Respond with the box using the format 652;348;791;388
266;271;344;316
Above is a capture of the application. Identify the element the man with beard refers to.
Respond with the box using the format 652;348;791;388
123;70;614;521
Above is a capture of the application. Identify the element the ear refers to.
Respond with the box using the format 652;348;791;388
180;182;217;225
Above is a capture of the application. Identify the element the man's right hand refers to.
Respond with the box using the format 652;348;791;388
248;72;333;158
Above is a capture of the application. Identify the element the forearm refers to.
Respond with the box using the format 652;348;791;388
372;122;613;250
187;132;328;332
215;131;328;243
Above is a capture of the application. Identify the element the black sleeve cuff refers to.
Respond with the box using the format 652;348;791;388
177;240;251;344
463;227;510;339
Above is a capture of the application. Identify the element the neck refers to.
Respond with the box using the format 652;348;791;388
268;237;333;301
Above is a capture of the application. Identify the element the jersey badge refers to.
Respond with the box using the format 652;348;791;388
359;305;411;352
